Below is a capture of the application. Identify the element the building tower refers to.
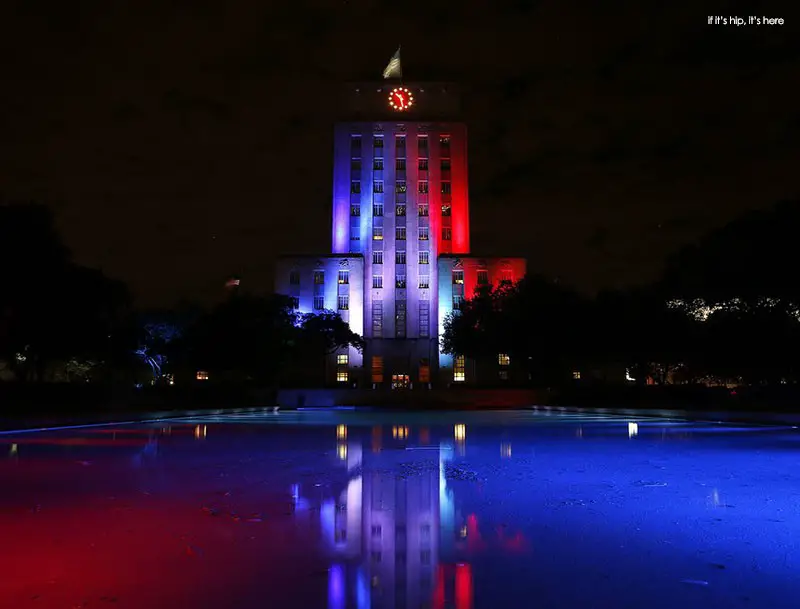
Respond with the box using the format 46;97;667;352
276;72;526;388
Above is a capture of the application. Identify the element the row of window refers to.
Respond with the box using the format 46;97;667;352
371;226;449;240
371;274;427;289
350;135;451;155
351;203;450;216
351;181;451;195
370;251;430;265
371;302;429;337
350;158;452;172
289;267;508;289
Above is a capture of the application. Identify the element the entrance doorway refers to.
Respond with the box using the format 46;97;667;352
391;374;410;389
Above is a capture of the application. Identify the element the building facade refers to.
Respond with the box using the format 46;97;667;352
275;82;526;387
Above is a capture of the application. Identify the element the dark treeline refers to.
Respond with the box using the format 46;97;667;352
0;203;363;388
443;199;800;387
2;199;800;391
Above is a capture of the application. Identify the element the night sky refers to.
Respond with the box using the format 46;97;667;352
1;1;797;307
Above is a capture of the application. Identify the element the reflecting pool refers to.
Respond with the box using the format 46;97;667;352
1;410;799;608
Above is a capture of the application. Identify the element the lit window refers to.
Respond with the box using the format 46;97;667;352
338;295;349;310
373;226;383;240
419;226;429;240
338;270;349;284
313;296;324;310
337;371;349;383
396;252;406;265
372;355;384;383
419;251;429;264
373;181;384;194
395;274;406;288
453;295;463;310
419;276;430;289
441;182;451;194
441;204;451;216
196;370;209;381
419;359;430;382
418;203;429;216
452;270;464;284
372;275;383;289
337;354;349;365
418;158;428;171
350;204;360;216
289;270;300;285
373;251;383;264
351;181;361;194
396;226;406;240
442;227;452;241
373;158;384;170
418;181;429;194
498;353;510;366
454;355;465;382
573;371;581;380
396;159;406;171
373;202;384;216
396;204;406;216
314;271;325;285
477;269;489;285
395;181;407;193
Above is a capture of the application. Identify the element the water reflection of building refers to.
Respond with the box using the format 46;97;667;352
296;426;473;609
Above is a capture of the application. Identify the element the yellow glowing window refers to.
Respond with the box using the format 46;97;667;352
196;371;209;381
337;371;349;383
419;359;430;383
373;226;383;240
371;356;384;383
454;355;466;382
498;353;510;366
573;371;581;380
337;354;349;365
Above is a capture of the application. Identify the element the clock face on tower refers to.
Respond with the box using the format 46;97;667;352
388;87;414;111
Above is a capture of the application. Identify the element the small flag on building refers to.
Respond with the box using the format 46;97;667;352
382;47;402;79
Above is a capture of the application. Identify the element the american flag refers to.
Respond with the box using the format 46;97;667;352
382;47;402;79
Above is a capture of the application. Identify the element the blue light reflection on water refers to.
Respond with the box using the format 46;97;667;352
0;411;799;609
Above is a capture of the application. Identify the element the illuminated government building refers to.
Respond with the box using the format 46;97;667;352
276;72;526;388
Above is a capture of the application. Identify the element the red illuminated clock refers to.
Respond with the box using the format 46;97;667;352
388;87;414;111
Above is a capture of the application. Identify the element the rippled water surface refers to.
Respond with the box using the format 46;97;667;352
1;410;799;609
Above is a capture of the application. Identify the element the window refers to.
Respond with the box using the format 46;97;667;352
395;136;406;153
350;136;361;153
371;355;384;383
454;355;466;382
373;202;384;216
350;204;360;216
452;270;464;284
289;270;300;285
351;181;361;194
442;227;452;241
419;251;429;264
373;158;384;170
337;354;349;365
396;252;406;265
396;226;406;240
418;158;428;171
573;371;581;380
196;370;209;381
440;135;451;155
351;231;360;241
373;136;384;149
351;158;361;172
313;295;324;310
441;204;451;216
419;304;430;338
419;226;429;240
418;136;428;153
373;181;384;193
289;297;299;309
395;181;407;193
396;204;406;216
314;271;325;284
418;181;429;194
419;360;430;383
337;295;349;310
336;370;348;382
441;182;451;194
373;226;383;240
372;302;383;335
338;270;349;284
396;301;406;337
453;295;463;310
371;525;382;538
477;269;489;285
441;159;451;171
419;276;430;289
498;353;510;366
396;159;406;171
501;269;513;284
372;274;383;289
395;274;406;288
373;251;383;265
